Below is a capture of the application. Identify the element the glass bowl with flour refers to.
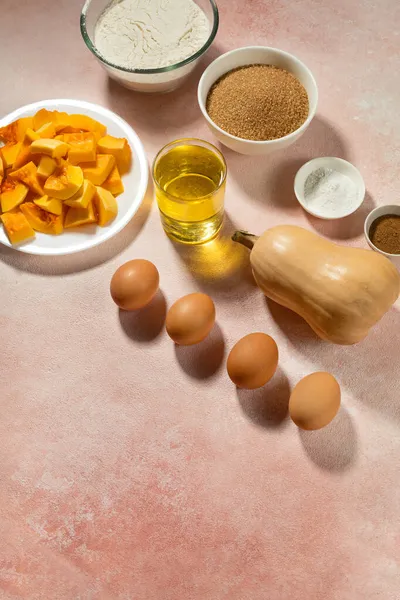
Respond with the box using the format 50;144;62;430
81;0;219;92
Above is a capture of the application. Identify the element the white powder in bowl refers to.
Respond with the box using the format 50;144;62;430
94;0;210;70
303;167;359;218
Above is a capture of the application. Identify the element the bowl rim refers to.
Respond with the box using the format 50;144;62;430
364;204;400;258
80;0;219;75
294;157;366;220
151;137;227;204
197;45;318;146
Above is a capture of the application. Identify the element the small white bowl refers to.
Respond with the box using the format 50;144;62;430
294;157;365;220
364;205;400;265
197;46;318;155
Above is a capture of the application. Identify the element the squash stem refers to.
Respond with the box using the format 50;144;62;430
232;230;259;250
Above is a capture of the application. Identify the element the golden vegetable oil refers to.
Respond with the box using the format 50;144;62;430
153;139;227;244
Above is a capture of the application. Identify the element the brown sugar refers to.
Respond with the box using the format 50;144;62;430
206;64;309;141
369;214;400;254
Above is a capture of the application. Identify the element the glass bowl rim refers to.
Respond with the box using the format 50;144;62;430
80;0;219;75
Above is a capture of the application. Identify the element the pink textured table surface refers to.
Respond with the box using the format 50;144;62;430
1;1;400;599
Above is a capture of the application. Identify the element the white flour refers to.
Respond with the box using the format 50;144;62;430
94;0;210;70
303;167;359;217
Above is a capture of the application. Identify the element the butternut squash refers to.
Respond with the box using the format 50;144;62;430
233;226;400;345
9;161;44;196
102;164;124;196
1;182;29;212
20;202;63;235
34;195;63;216
81;154;115;186
33;109;69;133
64;179;95;209
64;200;96;229
13;128;40;170
62;114;107;136
64;132;97;164
44;164;83;200
0;117;33;143
93;186;118;226
30;138;70;159
1;210;35;245
35;122;57;139
97;135;131;173
37;156;57;179
1;142;22;169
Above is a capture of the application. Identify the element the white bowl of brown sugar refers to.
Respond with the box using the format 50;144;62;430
198;46;318;155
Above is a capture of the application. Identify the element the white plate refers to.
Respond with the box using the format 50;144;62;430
0;99;148;255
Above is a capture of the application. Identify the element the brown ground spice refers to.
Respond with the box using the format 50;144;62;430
369;214;400;254
206;64;309;141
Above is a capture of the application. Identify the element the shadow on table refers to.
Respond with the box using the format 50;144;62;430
106;43;224;133
305;191;375;240
174;322;225;380
168;213;257;300
265;297;400;425
118;289;167;343
237;367;290;429
225;115;350;206
0;176;154;276
300;406;357;472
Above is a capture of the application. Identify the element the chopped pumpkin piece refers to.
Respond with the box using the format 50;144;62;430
64;179;96;208
35;122;57;138
1;143;22;169
34;195;63;216
25;128;41;143
64;200;96;229
0;117;34;143
33;109;69;133
12;128;40;170
20;202;63;235
58;127;83;134
9;161;44;196
93;131;103;143
94;186;118;227
37;155;57;179
64;132;96;164
102;164;124;196
1;210;35;245
81;154;115;186
30;138;70;159
97;135;132;173
62;114;107;136
44;164;83;200
1;182;29;212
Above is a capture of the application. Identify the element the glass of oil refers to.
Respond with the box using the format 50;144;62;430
152;138;227;244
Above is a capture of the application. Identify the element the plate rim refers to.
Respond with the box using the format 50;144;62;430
0;98;149;256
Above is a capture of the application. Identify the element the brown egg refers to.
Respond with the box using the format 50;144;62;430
166;293;215;346
289;372;341;431
110;259;159;311
227;333;279;389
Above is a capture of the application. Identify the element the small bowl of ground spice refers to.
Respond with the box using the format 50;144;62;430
365;205;400;264
198;46;318;155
